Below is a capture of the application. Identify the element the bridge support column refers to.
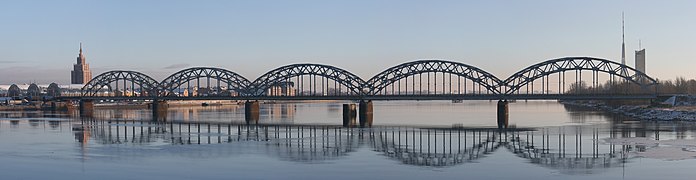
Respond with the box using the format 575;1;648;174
79;100;94;117
151;100;169;121
497;100;509;129
66;101;78;112
343;104;357;127
245;101;260;124
47;101;69;111
359;100;373;128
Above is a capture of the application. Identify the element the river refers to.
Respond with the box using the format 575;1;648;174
1;101;696;179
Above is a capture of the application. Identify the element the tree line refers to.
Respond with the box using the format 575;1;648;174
566;77;696;95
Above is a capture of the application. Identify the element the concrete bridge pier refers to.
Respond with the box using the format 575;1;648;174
245;101;260;124
48;101;73;111
359;100;373;128
66;101;78;112
343;104;357;127
79;100;94;117
151;100;169;121
497;100;509;129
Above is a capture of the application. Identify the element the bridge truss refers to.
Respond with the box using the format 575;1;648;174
503;57;658;96
159;67;251;97
365;60;503;96
248;63;366;97
82;70;159;97
71;57;660;100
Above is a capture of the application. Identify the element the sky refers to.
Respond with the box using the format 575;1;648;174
1;0;695;84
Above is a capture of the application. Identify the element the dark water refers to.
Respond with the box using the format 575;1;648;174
2;101;696;180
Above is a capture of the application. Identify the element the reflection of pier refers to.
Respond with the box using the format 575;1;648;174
69;120;637;171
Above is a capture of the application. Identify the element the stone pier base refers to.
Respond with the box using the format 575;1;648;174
79;100;94;117
245;101;260;124
343;104;357;127
497;100;509;129
152;100;169;121
359;100;373;128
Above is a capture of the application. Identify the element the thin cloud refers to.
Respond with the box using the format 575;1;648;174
163;63;191;69
0;60;18;63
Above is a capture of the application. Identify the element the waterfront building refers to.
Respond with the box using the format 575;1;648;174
71;43;92;84
0;97;10;105
47;83;61;97
27;83;40;99
8;84;20;98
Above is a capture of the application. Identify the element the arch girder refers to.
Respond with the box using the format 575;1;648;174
159;67;251;96
249;64;366;96
503;57;658;94
366;60;503;95
82;70;159;97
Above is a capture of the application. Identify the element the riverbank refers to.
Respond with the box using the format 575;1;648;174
561;100;696;121
0;105;42;111
0;100;245;111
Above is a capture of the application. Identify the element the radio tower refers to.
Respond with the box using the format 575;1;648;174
621;12;626;65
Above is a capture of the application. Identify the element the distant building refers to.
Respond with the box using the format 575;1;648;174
181;88;189;97
635;49;646;74
47;83;61;97
27;83;40;98
0;83;80;98
8;84;20;98
71;43;92;84
267;82;296;96
191;87;198;97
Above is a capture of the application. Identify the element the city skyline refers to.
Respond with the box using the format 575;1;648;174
1;0;696;84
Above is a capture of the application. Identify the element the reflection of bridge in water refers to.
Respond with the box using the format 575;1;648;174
72;120;644;172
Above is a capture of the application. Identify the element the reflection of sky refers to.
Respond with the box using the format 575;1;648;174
3;102;696;179
3;118;696;179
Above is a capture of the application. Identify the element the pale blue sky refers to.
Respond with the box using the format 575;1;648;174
1;0;695;84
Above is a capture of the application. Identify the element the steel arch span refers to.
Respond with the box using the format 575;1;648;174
502;57;658;95
248;63;366;96
159;67;252;96
365;60;503;95
82;70;160;97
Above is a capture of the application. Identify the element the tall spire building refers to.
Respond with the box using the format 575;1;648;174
71;43;92;84
621;12;626;65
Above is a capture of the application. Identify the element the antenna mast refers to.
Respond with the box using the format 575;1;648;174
621;12;626;65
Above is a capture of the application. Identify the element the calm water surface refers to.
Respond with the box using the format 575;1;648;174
2;101;696;180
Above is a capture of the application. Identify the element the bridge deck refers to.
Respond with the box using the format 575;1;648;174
56;94;657;101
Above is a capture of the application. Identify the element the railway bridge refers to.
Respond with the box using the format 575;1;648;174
58;57;658;128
